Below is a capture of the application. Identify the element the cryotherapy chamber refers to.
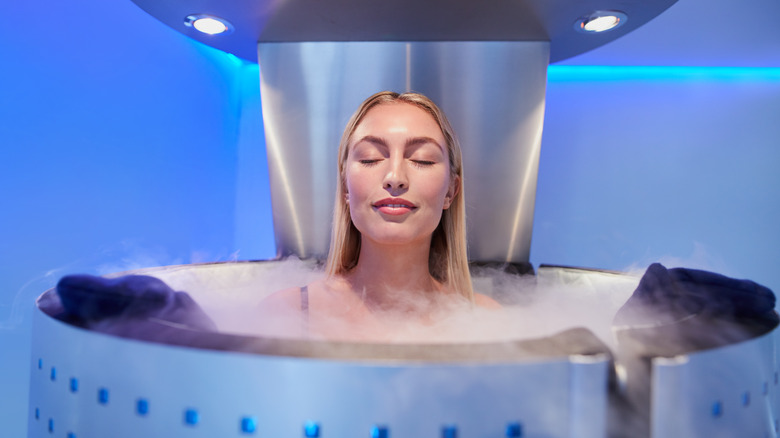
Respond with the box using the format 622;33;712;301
29;262;620;438
29;263;780;437
28;0;780;437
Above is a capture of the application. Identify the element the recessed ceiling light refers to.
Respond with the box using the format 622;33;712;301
184;14;233;35
574;11;627;33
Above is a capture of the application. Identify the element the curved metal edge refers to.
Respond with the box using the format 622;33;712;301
37;260;613;364
649;328;780;437
37;285;612;363
127;0;678;63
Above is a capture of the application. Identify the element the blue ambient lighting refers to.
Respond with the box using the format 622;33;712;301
137;399;149;416
241;416;257;434
48;418;54;433
371;425;389;438
442;425;458;438
548;66;780;83
304;421;320;437
506;422;523;437
98;388;109;405
69;378;78;393
50;367;56;381
712;401;723;417
185;409;200;426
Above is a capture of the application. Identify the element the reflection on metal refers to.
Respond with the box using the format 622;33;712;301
128;0;678;63
126;0;680;262
28;261;780;437
28;261;611;438
650;331;778;437
259;41;549;262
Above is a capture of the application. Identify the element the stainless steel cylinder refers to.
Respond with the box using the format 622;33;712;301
258;41;549;263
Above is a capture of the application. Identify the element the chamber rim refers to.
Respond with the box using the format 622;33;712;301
36;264;612;365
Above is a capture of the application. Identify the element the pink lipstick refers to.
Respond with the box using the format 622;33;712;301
372;197;416;215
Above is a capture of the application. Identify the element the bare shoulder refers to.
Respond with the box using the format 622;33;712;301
258;277;328;312
254;285;308;337
259;286;302;309
256;285;310;325
474;292;502;309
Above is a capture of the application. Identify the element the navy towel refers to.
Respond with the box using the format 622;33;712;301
610;263;778;437
56;274;216;332
614;263;776;327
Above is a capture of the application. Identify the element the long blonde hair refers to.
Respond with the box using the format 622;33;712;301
325;91;473;301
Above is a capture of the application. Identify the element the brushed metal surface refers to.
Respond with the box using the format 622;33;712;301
258;41;549;262
128;0;677;63
28;308;609;437
30;261;780;437
650;331;778;438
29;261;612;438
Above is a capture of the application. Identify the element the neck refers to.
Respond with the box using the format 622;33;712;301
345;237;443;311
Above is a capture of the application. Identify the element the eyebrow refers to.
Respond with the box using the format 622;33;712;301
356;135;444;151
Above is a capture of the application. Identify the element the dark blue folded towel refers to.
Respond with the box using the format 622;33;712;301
614;263;776;327
611;263;778;435
56;274;216;332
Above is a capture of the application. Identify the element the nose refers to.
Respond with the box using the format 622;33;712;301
383;157;408;191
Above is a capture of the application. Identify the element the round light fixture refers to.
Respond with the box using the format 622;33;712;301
574;11;627;33
184;14;233;35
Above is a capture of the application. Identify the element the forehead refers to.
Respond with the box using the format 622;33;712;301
352;102;444;142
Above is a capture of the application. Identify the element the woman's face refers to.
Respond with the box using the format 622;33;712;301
344;102;458;247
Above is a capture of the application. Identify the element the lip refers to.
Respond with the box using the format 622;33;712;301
372;197;417;215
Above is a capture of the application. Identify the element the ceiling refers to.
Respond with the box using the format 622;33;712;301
128;0;780;68
557;0;780;67
126;0;780;67
130;0;679;64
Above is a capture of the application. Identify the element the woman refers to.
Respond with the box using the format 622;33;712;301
258;91;499;341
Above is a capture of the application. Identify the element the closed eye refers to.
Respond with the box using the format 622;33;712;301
411;160;435;168
359;159;381;167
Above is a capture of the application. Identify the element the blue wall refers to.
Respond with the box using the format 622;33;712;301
1;2;779;437
0;1;273;435
534;66;780;291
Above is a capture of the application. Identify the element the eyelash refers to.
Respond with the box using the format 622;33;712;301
358;159;435;168
412;160;435;168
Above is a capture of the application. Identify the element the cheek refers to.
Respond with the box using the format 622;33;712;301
420;172;452;207
344;168;376;215
344;169;367;198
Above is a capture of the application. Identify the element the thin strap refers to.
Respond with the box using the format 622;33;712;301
300;285;309;335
